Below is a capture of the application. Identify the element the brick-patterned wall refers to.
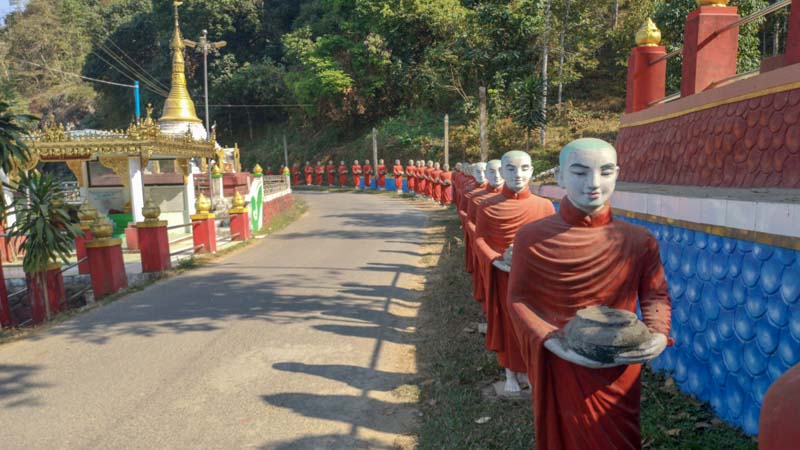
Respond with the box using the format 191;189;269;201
615;88;800;188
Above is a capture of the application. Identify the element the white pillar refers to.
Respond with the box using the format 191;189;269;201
183;161;198;225
128;158;145;223
80;161;89;201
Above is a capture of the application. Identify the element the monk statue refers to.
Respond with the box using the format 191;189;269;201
326;160;336;186
439;163;453;206
377;159;387;190
506;138;671;449
338;160;348;187
416;160;426;198
431;162;443;203
406;159;416;194
393;159;404;192
425;160;435;199
291;162;300;186
474;151;555;394
304;161;313;185
315;161;324;185
465;159;504;280
351;160;362;189
459;162;487;272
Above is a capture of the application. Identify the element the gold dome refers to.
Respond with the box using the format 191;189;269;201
195;193;212;214
78;199;98;226
212;164;223;177
159;1;202;124
90;215;114;240
636;18;662;47
697;0;729;6
232;191;246;208
253;163;263;176
142;197;161;221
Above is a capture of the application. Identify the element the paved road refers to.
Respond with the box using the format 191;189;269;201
0;191;431;449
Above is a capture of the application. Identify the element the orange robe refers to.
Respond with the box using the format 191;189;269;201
377;164;387;188
338;165;348;186
327;165;336;185
417;169;427;196
406;165;416;192
465;185;501;283
431;169;443;202
291;167;300;186
393;164;404;191
427;168;436;197
439;171;453;205
453;172;463;206
507;197;672;450
363;164;373;188
474;187;555;372
315;165;324;185
458;180;485;272
760;364;800;450
304;166;313;185
351;164;362;187
266;168;274;176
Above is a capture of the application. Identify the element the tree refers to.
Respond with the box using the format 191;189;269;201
510;76;547;152
8;171;79;321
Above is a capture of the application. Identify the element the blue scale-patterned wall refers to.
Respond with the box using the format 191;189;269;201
551;201;800;436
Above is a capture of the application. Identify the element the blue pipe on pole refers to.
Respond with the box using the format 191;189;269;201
134;81;141;119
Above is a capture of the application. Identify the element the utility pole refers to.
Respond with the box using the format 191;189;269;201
444;114;449;167
283;133;289;167
479;86;488;162
184;30;226;141
372;128;378;178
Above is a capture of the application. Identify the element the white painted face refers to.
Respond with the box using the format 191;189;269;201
472;162;487;184
408;160;414;165
502;151;534;193
341;160;345;165
435;162;440;169
354;160;359;165
485;160;504;188
395;160;400;165
557;141;620;214
379;159;384;165
455;163;462;172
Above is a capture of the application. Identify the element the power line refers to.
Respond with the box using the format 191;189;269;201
93;42;168;97
104;36;170;91
15;59;138;88
208;104;313;108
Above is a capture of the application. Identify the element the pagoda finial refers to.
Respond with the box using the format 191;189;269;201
159;0;202;124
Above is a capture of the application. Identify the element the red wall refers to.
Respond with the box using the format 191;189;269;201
616;88;800;188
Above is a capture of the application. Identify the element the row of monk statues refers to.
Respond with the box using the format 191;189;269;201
455;138;671;449
272;160;455;203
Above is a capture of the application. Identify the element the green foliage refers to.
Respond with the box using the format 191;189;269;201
8;171;79;275
509;75;547;151
0;101;36;175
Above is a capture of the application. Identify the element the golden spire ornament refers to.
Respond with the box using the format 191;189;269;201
159;1;202;124
697;0;729;6
635;18;662;47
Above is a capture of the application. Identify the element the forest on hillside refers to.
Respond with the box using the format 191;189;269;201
0;0;788;169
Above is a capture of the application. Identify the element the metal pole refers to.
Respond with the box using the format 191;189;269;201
134;81;141;119
203;39;210;141
283;134;289;167
372;128;378;187
444;114;449;167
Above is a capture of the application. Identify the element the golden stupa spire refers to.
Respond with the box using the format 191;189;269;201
159;1;202;124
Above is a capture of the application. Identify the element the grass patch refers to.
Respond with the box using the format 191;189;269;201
255;197;309;237
414;211;755;449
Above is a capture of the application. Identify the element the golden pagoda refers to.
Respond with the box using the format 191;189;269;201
158;1;207;140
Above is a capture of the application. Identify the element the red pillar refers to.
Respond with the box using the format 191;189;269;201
25;264;66;324
0;258;12;328
137;221;170;273
124;225;139;251
786;0;800;66
75;228;93;275
626;46;667;113
86;238;127;298
681;6;740;96
229;211;250;241
191;213;217;254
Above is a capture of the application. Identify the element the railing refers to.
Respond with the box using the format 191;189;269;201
264;175;290;194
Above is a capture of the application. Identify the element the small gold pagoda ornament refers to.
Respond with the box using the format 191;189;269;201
195;193;212;214
211;163;223;178
78;199;98;230
142;197;161;222
229;191;248;215
90;215;114;240
635;18;662;47
253;163;264;177
697;0;728;6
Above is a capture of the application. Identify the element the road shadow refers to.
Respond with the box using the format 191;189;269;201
272;362;411;392
0;364;48;409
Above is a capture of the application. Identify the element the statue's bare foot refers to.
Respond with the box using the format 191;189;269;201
516;371;530;388
504;368;521;393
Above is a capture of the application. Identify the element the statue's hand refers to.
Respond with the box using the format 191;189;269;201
612;333;668;365
544;334;621;369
